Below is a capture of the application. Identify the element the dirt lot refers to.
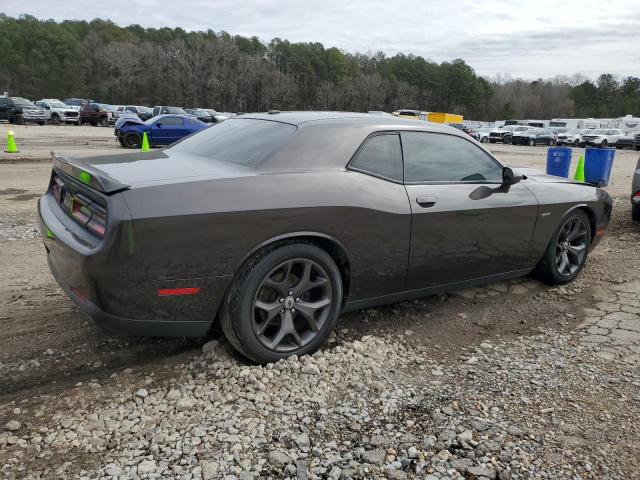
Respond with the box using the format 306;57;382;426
0;126;639;479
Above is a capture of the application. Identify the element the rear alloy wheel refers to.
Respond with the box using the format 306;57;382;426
123;132;141;149
533;210;591;284
221;243;342;363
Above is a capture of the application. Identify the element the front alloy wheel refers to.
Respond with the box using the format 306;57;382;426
555;216;588;277
252;259;332;352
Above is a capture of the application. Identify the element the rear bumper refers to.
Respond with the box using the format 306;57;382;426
38;193;220;337
47;257;211;337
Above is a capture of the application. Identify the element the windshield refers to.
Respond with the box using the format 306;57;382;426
137;106;152;113
590;129;608;135
49;101;67;108
11;97;35;106
172;118;297;166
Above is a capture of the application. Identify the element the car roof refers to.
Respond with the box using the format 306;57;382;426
237;111;458;134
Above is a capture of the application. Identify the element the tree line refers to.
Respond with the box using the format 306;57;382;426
0;15;638;121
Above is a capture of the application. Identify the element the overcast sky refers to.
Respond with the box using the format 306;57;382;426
4;0;639;79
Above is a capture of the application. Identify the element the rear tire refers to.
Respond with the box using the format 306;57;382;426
220;242;343;363
504;136;512;145
573;139;580;147
533;210;591;285
122;132;141;149
632;204;640;222
601;140;608;148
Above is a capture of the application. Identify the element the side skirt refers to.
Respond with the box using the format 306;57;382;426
341;268;533;313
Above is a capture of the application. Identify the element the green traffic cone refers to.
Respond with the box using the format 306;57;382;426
573;155;585;182
141;131;150;152
4;130;19;153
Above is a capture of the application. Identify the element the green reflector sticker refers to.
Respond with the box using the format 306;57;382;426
79;171;91;185
46;229;55;239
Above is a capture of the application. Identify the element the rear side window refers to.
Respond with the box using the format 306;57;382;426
171;118;297;166
402;132;502;183
350;133;403;182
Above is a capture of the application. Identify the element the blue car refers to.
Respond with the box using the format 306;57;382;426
115;114;209;149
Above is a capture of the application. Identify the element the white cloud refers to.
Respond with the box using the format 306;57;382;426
3;0;639;79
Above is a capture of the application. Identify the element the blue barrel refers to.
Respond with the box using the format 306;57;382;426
546;147;573;178
585;148;615;187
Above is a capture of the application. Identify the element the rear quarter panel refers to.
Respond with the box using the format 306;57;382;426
122;170;412;307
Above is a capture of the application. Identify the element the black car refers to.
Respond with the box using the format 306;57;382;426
511;128;557;146
0;96;47;124
38;112;612;363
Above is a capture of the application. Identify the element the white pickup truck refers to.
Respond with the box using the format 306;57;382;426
35;99;80;125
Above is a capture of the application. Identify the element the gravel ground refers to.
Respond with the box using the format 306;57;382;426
0;134;639;479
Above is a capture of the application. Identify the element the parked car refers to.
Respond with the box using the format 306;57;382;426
633;156;640;221
556;128;589;147
511;128;557;146
35;99;80;125
476;127;491;143
38;112;612;363
0;96;47;124
580;129;624;148
489;125;530;144
152;106;187;116
615;132;636;150
204;109;229;123
63;98;90;111
115;114;208;148
116;105;153;121
185;108;214;123
80;103;115;127
448;123;479;141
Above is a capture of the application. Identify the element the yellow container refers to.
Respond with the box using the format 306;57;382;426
427;112;463;124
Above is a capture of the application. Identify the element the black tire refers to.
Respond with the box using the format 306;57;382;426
574;139;580;147
99;117;109;127
504;136;512;145
528;138;535;147
489;139;496;143
533;210;591;285
220;242;343;363
122;132;141;149
632;203;640;222
481;136;488;143
50;115;61;126
600;140;608;148
635;145;640;151
14;114;24;125
37;121;45;126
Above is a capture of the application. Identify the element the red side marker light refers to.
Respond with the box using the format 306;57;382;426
158;287;200;297
70;286;88;302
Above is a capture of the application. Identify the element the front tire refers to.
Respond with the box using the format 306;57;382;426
99;117;109;127
529;138;535;147
574;139;580;147
600;140;608;148
50;115;61;126
533;210;591;285
122;132;141;148
632;203;640;222
504;136;512;145
220;243;343;363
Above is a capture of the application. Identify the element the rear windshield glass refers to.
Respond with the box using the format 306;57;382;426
172;118;297;166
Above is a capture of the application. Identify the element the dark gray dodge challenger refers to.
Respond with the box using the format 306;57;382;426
38;112;612;363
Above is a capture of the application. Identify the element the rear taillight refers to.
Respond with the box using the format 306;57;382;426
52;177;63;202
87;204;107;236
633;192;640;204
51;173;107;238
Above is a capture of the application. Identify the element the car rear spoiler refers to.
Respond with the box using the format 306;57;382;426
51;152;130;194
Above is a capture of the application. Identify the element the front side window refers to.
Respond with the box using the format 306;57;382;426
157;116;183;126
350;133;403;182
402;132;503;183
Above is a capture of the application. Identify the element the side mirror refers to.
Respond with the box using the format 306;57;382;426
502;167;523;186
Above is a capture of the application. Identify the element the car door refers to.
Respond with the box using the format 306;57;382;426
402;131;539;289
151;116;184;144
0;97;8;120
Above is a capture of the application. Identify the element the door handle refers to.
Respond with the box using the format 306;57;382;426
416;196;437;208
